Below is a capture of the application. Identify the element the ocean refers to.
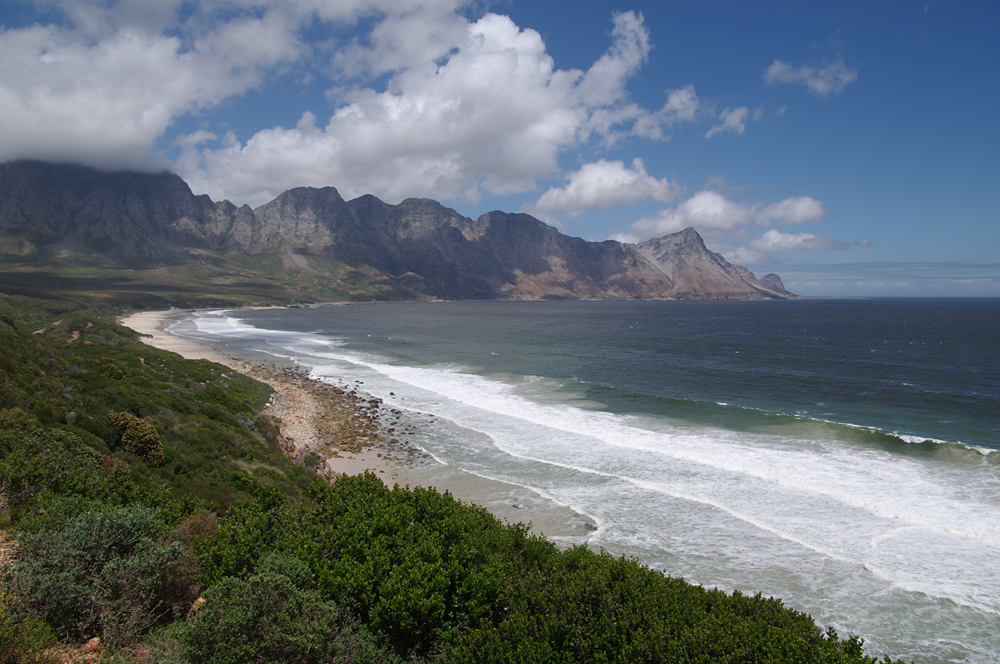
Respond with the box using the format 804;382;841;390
167;298;999;663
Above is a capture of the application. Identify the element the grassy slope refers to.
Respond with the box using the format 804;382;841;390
0;246;434;308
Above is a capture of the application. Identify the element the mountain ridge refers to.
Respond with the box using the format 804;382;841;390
0;160;794;304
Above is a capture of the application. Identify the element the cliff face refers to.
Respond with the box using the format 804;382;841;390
634;228;785;299
0;160;794;300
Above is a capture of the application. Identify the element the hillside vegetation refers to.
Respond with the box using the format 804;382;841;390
0;295;901;663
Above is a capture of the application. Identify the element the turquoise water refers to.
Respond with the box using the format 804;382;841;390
171;298;1000;663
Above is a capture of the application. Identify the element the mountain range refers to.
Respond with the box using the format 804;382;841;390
0;160;793;305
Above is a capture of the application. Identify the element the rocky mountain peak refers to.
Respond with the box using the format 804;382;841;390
0;160;795;301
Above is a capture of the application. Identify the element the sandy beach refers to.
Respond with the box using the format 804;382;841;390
120;308;590;538
120;309;421;485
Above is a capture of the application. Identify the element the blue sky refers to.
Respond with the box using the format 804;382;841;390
1;0;997;296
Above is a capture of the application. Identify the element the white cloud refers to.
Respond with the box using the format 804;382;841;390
632;85;701;139
0;1;742;212
584;84;701;146
757;196;826;224
721;246;769;265
0;6;303;168
577;11;651;106
764;59;858;96
611;190;757;242
749;229;848;252
328;1;471;79
526;158;681;219
613;190;828;243
610;190;841;260
705;106;762;138
662;85;700;122
183;10;662;205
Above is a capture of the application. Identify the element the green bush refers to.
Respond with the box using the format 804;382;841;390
0;429;102;516
96;357;129;380
0;311;315;513
180;562;401;664
109;411;165;466
0;407;35;431
0;593;58;664
0;429;161;530
4;506;184;648
201;473;902;663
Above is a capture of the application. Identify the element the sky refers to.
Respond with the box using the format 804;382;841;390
1;0;997;296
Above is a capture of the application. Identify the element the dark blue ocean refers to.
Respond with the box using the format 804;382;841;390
170;298;1000;663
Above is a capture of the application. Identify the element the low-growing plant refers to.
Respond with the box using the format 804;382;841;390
180;562;401;664
4;506;184;648
201;473;904;663
0;593;58;664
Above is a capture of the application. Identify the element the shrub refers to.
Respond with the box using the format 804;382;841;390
0;429;102;519
180;564;401;664
203;473;903;663
4;506;184;648
161;510;222;614
0;407;36;430
0;593;58;664
109;412;165;466
96;357;129;380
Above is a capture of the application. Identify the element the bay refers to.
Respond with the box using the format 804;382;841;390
169;298;1000;663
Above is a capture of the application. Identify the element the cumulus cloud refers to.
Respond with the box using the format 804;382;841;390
526;158;681;219
583;84;701;147
180;10;670;205
610;188;848;262
764;59;858;96
0;4;303;168
611;190;756;242
612;190;827;243
1;0;785;217
705;106;762;138
577;11;651;106
757;196;827;225
749;229;848;252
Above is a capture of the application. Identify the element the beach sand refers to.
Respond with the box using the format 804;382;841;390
120;309;590;538
120;309;419;485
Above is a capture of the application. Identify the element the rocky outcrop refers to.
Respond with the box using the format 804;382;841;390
634;228;788;299
0;160;795;300
759;273;790;295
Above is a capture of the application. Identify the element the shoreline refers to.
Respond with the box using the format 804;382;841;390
120;309;420;485
119;308;590;538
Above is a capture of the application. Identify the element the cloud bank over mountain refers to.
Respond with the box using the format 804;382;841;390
1;1;996;295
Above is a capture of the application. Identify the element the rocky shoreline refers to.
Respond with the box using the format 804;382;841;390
119;310;425;485
228;357;433;484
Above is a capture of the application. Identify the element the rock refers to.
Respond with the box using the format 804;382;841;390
759;273;790;294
